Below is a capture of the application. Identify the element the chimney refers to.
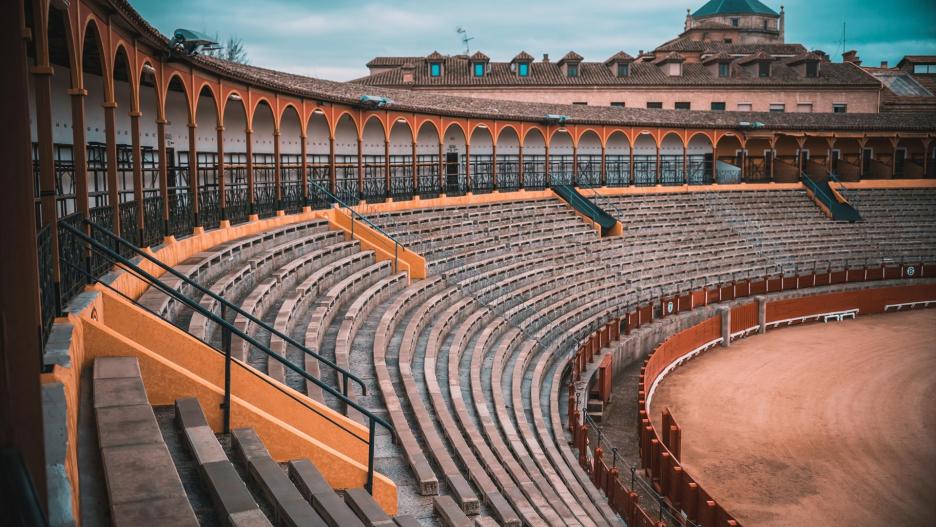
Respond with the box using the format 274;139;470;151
542;53;549;63
880;60;888;69
842;50;861;66
401;62;415;83
685;8;692;31
779;5;785;42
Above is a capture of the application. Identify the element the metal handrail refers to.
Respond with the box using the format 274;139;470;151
81;218;368;398
308;180;406;247
59;219;393;493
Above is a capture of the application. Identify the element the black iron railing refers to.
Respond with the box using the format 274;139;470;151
38;223;56;348
57;218;393;494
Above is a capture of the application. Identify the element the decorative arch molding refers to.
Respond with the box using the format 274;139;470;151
414;116;443;144
493;122;521;144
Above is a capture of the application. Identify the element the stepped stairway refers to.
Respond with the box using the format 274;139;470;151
803;174;863;222
551;184;620;236
75;190;936;527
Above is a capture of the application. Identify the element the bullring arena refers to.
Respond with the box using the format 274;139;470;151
3;0;936;526
646;309;936;527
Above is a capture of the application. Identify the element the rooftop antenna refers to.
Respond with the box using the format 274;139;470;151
456;26;474;55
841;19;846;56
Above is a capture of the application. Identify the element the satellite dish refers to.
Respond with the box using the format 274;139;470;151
172;29;221;55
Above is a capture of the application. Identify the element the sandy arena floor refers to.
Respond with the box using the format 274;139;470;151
649;309;936;527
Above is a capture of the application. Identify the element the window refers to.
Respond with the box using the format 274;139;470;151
718;62;730;77
769;103;785;112
758;62;770;77
572;102;588;106
675;102;691;111
832;103;847;113
763;19;769;30
567;64;578;77
646;102;663;109
518;62;529;77
737;103;752;111
796;103;813;113
473;62;485;77
610;102;626;108
711;102;726;111
805;61;818;78
913;64;936;74
731;17;740;27
617;63;629;77
430;62;441;77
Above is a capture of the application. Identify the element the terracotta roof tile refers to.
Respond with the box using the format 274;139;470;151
558;51;584;64
702;52;734;65
653;52;686;65
736;51;774;65
426;51;445;61
604;51;636;65
512;51;534;63
470;51;490;61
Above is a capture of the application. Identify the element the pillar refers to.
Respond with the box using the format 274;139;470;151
437;140;444;193
188;123;200;226
1;0;48;500
130;112;145;243
600;143;607;186
328;135;336;195
356;137;363;201
655;142;661;185
273;129;282;210
628;145;635;186
384;139;391;199
719;305;731;347
411;140;418;192
572;141;579;186
756;295;767;334
70;89;90;220
465;141;472;192
518;142;525;188
104;102;121;234
740;147;747;182
245;128;254;215
216;126;226;219
544;143;551;186
300;133;308;204
156;120;169;236
682;145;689;185
32;63;60;291
491;140;498;190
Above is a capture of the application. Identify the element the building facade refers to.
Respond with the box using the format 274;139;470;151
358;0;906;114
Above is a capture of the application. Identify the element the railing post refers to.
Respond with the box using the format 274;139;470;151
221;303;232;434
394;242;399;273
365;418;376;494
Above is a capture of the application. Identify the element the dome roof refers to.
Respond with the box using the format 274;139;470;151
692;0;779;18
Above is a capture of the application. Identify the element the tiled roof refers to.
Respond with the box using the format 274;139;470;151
785;52;821;66
366;56;423;67
558;51;584;64
354;54;879;88
692;0;779;17
653;52;686;65
426;51;445;61
657;39;807;56
512;51;534;63
604;51;636;65
108;0;936;132
470;51;490;61
736;50;773;65
702;52;734;64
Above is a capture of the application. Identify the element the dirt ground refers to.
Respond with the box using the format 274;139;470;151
649;309;936;527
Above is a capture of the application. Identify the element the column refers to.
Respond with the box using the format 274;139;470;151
740;148;748;182
156;120;169;236
0;0;47;498
628;146;634;186
356;138;363;201
923;139;931;179
245;128;254;216
655;142;661;185
769;136;777;182
518;142;525;189
491;140;498;191
465;142;471;193
70;89;90;221
300;133;308;205
188;123;200;226
410;140;418;194
32;64;60;289
328;135;336;195
600;144;607;186
682;146;688;185
437;141;444;194
216;126;226;220
384;139;391;199
130;111;144;243
104;102;121;235
572;142;578;186
544;143;551;186
273;129;282;211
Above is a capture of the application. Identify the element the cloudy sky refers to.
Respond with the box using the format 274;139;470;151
134;0;936;81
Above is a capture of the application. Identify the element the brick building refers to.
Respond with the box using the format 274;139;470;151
356;0;929;114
